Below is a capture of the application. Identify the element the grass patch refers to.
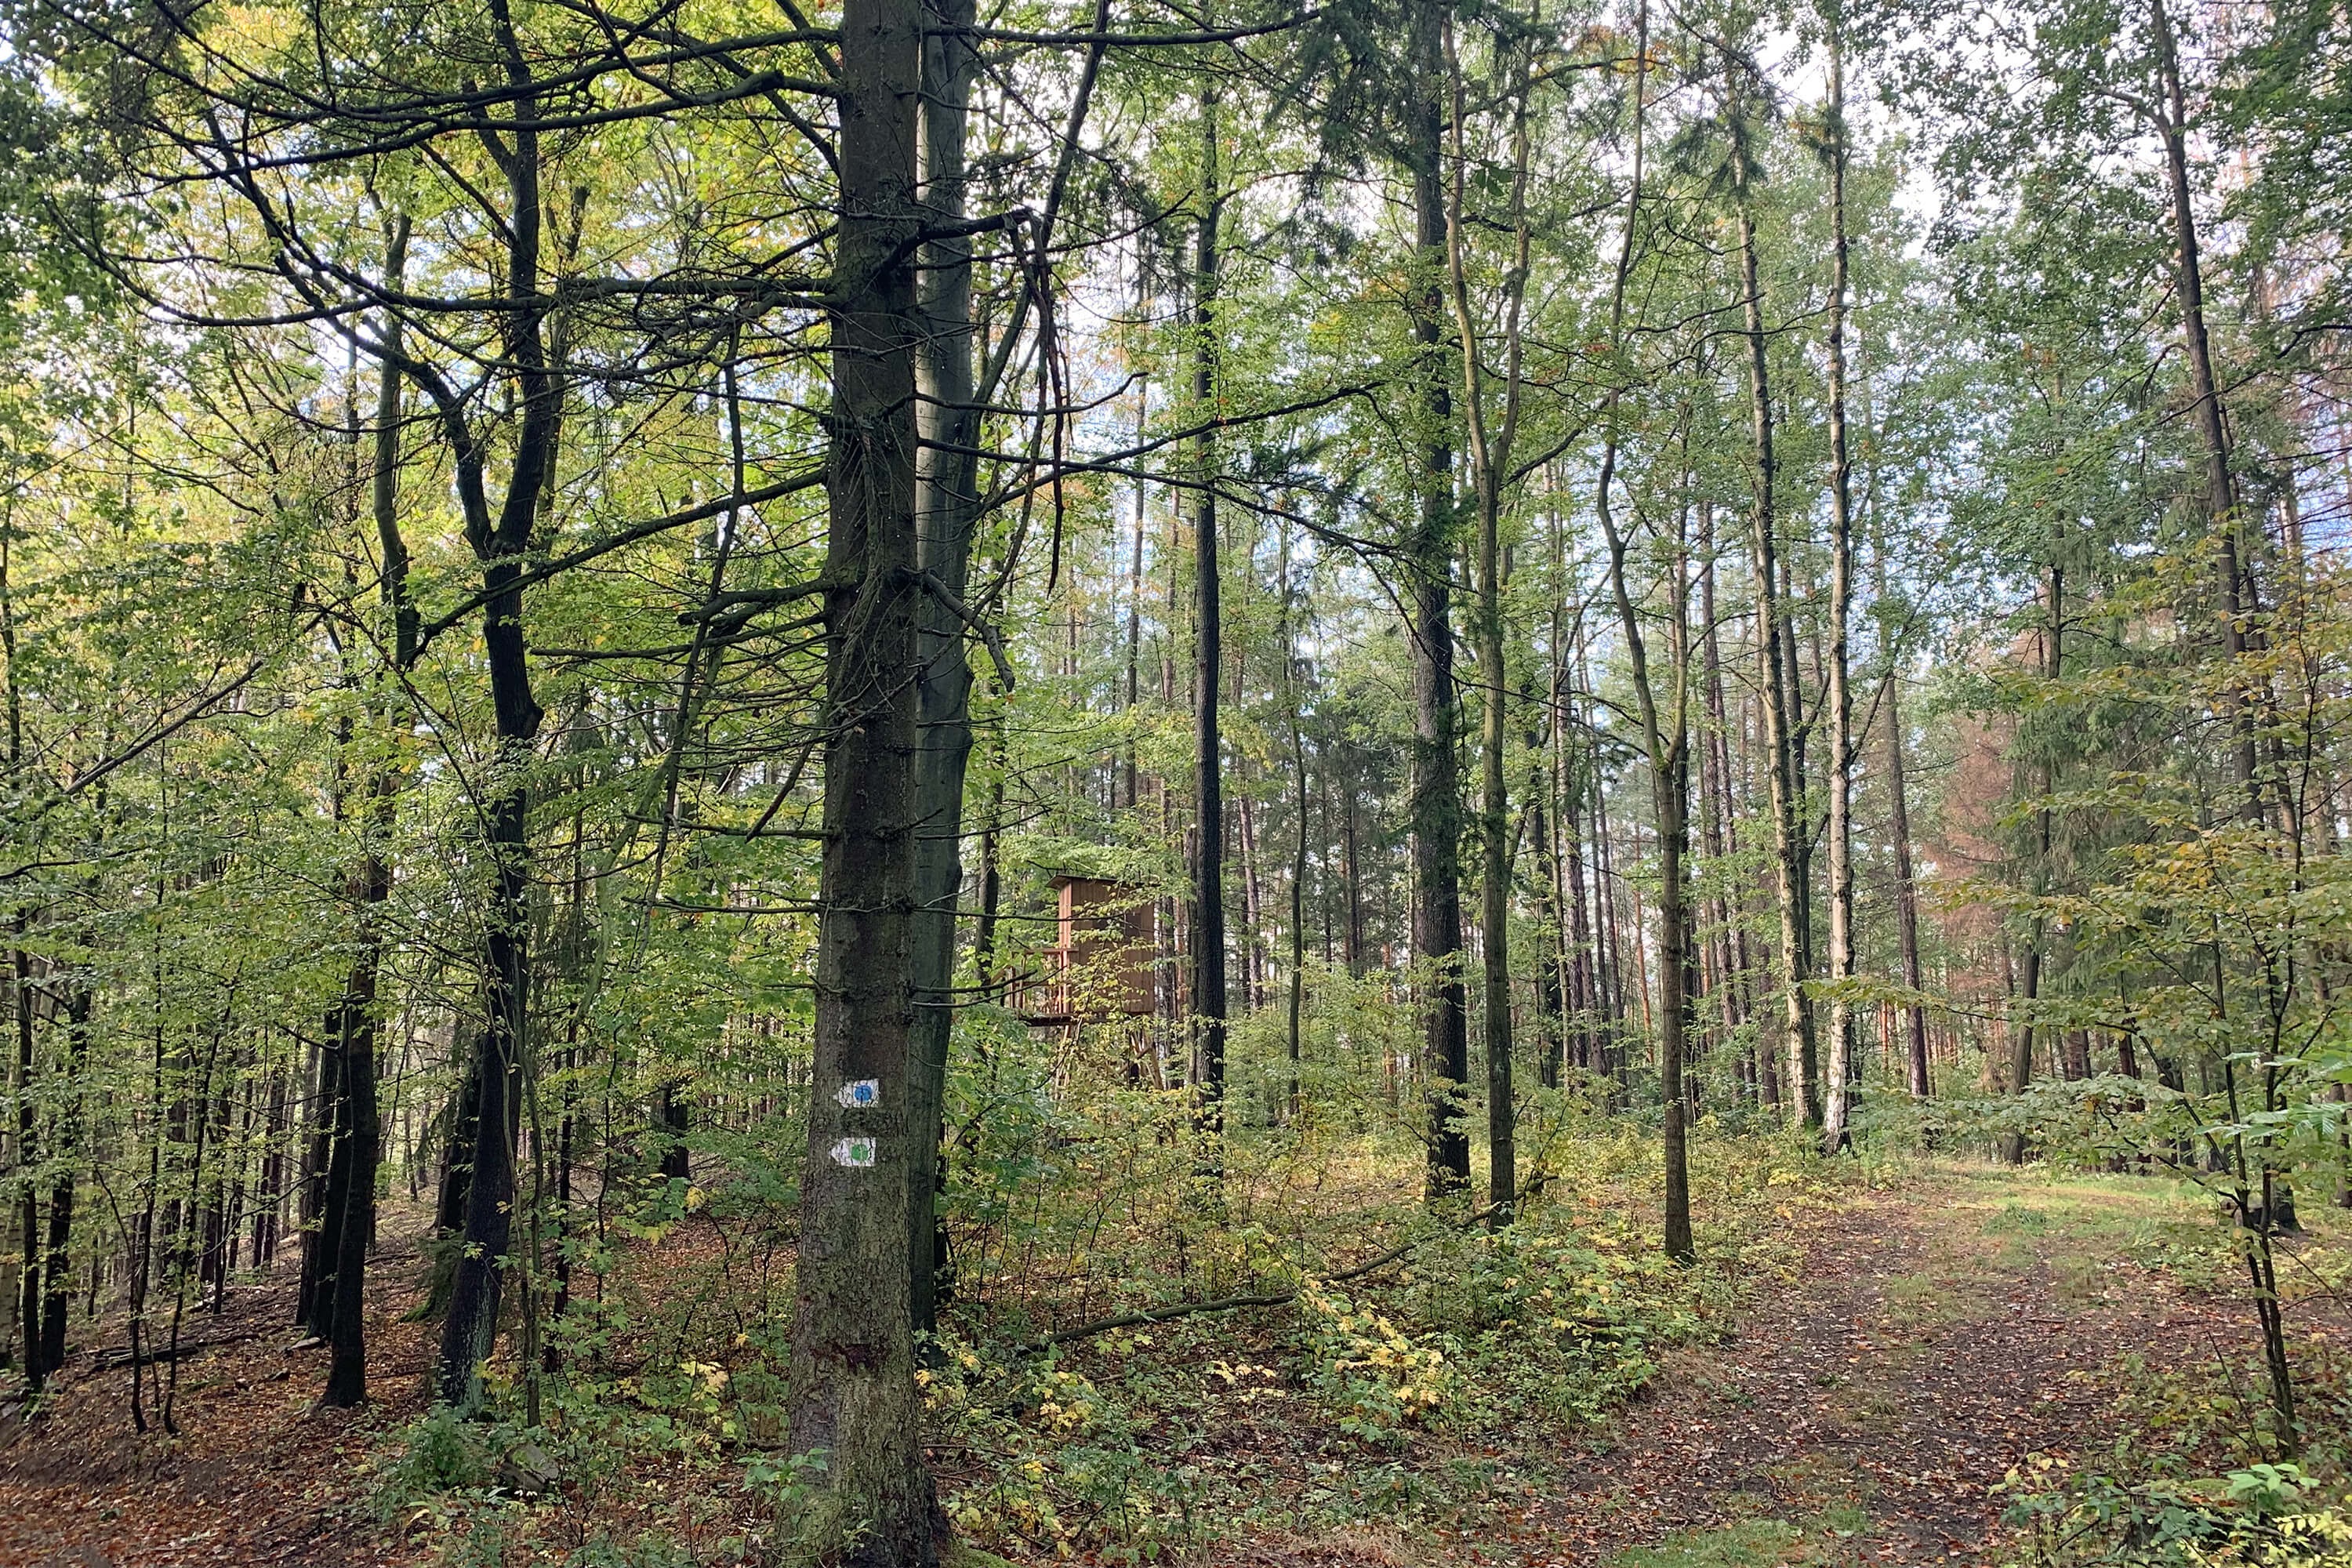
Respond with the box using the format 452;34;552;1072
1884;1268;1968;1326
1986;1201;2055;1236
1610;1497;1878;1568
2048;1250;2108;1301
1611;1520;1806;1567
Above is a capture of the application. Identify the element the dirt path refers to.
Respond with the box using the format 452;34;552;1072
1529;1174;2262;1567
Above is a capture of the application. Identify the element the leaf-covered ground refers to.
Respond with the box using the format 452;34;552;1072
0;1164;2319;1567
1516;1171;2279;1567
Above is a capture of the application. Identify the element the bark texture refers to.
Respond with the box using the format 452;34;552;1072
782;0;941;1548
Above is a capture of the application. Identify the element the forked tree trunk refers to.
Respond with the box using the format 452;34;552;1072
437;46;559;1410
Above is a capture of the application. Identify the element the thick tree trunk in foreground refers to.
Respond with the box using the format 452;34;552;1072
782;0;940;1551
437;657;539;1409
436;575;543;1409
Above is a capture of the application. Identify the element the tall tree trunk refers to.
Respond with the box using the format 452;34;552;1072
2151;0;2261;818
1820;20;1860;1156
255;1055;286;1265
1240;794;1265;1014
1592;5;1688;1256
299;1033;339;1337
972;726;1006;1004
2002;564;2062;1164
2;527;36;1381
1341;782;1365;978
321;856;384;1406
435;663;539;1410
782;0;940;1548
905;0;982;1341
437;14;558;1406
1284;532;1308;1121
12;933;37;1385
1563;737;1597;1074
321;226;410;1408
1407;0;1468;1203
1474;370;1513;1216
1527;706;1567;1091
1697;510;1744;1073
1594;762;1627;1079
430;1054;480;1260
34;980;86;1375
1443;18;1532;1221
1880;561;1929;1095
1125;374;1147;812
1731;160;1819;1127
1189;93;1229;1177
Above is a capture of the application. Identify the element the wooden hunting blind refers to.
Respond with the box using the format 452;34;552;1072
1012;875;1155;1025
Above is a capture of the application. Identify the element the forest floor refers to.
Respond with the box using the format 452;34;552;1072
0;1160;2317;1568
1498;1166;2288;1568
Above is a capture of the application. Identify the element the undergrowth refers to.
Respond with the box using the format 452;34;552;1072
1994;1175;2352;1566
367;1123;1860;1564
